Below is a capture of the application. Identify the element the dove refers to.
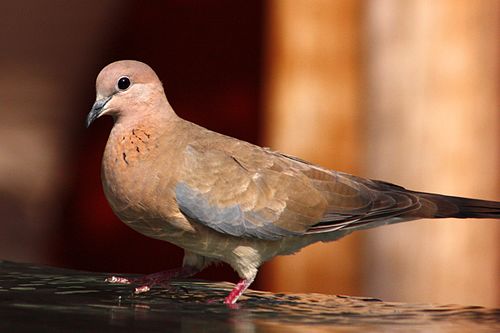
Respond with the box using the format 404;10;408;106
86;60;500;304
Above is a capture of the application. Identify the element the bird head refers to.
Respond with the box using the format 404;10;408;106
86;60;169;127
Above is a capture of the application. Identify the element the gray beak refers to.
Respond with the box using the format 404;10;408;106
86;96;112;128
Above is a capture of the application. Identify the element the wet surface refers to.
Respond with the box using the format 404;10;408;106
0;261;498;332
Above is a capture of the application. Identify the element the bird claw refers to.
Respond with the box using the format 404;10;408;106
105;275;154;294
105;275;155;294
134;285;151;294
105;276;131;284
105;268;193;295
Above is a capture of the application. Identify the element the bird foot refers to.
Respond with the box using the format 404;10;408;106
223;278;253;305
106;268;253;305
105;267;197;294
105;276;131;284
105;275;155;294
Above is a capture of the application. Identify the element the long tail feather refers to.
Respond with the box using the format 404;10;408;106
410;192;500;219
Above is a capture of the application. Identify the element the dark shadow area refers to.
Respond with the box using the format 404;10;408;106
56;1;264;287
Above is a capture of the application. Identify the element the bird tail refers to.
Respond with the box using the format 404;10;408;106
409;191;500;219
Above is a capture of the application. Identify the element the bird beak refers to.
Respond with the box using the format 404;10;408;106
86;96;112;128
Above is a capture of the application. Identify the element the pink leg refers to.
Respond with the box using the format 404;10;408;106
106;266;199;294
223;278;254;304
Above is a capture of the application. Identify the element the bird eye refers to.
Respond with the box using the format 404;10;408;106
117;76;131;91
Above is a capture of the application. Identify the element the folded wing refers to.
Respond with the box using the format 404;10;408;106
175;141;426;240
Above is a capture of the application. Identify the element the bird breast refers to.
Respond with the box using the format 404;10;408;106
101;125;166;219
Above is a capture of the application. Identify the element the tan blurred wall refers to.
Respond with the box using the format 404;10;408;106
262;0;499;306
260;0;363;295
363;0;499;306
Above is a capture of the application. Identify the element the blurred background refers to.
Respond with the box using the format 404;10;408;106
0;0;498;306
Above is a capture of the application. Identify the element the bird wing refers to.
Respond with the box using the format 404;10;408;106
269;152;422;233
175;139;421;240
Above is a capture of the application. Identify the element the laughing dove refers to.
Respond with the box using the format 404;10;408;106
86;60;500;304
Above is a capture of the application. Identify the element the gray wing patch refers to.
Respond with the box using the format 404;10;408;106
175;182;300;240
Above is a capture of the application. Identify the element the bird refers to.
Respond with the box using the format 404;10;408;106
86;60;500;304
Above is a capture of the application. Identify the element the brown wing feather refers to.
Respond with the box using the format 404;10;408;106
176;128;499;240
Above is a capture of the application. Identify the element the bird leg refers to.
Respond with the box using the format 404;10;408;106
223;277;255;304
105;266;199;294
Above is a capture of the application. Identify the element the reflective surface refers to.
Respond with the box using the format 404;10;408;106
0;261;498;332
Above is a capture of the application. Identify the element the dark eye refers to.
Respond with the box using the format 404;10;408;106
117;76;131;90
